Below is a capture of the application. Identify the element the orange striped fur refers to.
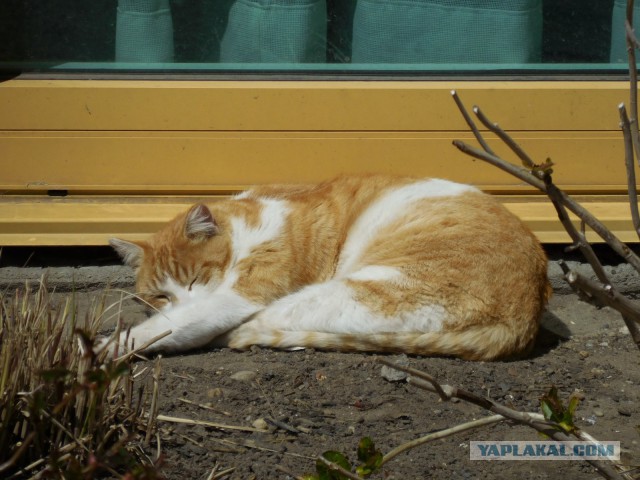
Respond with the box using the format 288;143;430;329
109;174;550;361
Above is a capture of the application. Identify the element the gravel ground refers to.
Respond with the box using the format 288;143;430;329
1;249;639;479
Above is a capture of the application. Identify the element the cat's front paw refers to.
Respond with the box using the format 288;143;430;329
90;333;125;359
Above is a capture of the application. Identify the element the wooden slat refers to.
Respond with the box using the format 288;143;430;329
0;80;628;132
0;195;635;245
0;131;630;193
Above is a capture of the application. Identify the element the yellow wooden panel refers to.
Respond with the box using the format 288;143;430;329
0;131;631;193
0;195;635;246
0;80;629;132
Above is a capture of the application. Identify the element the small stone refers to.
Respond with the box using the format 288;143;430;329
252;418;268;430
590;368;604;376
207;388;224;398
230;370;257;382
594;408;605;417
578;350;589;359
618;406;632;417
380;354;410;382
381;365;407;382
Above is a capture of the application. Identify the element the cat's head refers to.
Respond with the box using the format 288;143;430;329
110;204;230;311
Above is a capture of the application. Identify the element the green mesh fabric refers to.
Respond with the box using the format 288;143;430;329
352;0;542;64
115;0;174;62
220;0;327;63
610;0;640;63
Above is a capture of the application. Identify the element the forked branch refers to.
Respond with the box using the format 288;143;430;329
377;358;629;480
450;91;640;349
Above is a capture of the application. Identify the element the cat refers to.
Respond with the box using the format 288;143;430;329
107;174;550;361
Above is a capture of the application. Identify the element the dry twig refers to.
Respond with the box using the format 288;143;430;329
450;92;640;350
377;359;626;480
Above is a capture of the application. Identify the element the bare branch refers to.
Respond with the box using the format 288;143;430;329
472;105;536;169
316;456;363;480
451;90;496;156
452;139;640;273
387;366;626;480
561;263;640;346
619;104;640;240
377;357;449;400
381;415;504;466
543;175;610;285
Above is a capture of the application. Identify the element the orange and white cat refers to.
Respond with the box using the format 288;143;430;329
108;174;550;361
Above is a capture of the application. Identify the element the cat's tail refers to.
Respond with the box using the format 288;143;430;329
227;322;538;361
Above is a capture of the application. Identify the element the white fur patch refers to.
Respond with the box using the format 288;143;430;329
229;198;289;267
113;288;261;353
345;265;403;283
252;279;446;335
336;179;476;276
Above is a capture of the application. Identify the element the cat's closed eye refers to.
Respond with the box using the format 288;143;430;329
154;294;172;305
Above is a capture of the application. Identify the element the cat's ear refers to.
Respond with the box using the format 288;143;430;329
185;204;219;240
109;238;145;268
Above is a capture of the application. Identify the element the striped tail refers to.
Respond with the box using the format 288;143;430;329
227;322;537;362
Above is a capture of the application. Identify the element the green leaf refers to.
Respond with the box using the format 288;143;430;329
539;386;578;434
316;451;352;480
567;395;581;417
355;437;383;477
39;367;71;382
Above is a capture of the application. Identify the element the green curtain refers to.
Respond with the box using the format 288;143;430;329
352;0;542;64
220;0;327;63
115;0;174;62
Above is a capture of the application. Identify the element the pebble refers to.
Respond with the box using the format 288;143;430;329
578;350;589;359
618;406;632;417
380;354;410;382
230;370;257;382
594;408;605;417
381;365;407;382
252;418;268;430
207;388;224;398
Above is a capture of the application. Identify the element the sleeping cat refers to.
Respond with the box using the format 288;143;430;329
108;174;550;361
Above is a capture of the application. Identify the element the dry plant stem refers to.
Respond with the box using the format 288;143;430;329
145;357;162;445
452;139;640;272
451;90;496;156
472;105;536;169
405;376;624;480
178;397;232;416
376;360;623;480
561;264;640;347
543;176;610;285
619;104;640;239
377;357;448;399
274;464;305;480
155;414;266;433
625;10;640;152
113;330;172;362
381;414;504;466
316;456;363;480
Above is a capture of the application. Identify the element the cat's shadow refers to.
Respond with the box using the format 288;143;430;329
528;310;572;359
